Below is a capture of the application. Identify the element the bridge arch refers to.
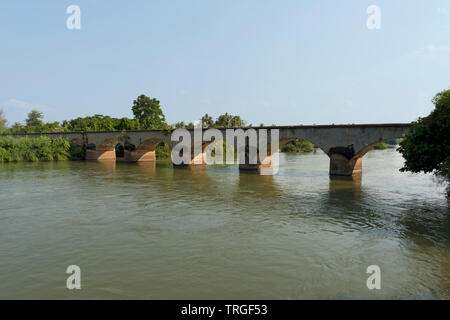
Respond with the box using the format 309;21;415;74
328;133;405;176
279;137;320;153
85;138;117;161
352;136;403;159
124;138;162;162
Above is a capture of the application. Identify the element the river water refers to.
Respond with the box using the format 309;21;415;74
0;149;448;299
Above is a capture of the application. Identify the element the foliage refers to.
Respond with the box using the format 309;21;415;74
374;142;387;150
155;142;171;159
0;136;71;162
61;115;141;132
26;110;44;127
0;95;254;163
132;94;167;129
115;144;124;157
214;113;245;128
398;89;450;181
281;139;314;153
0;108;7;132
69;142;86;160
201;114;214;128
174;121;186;128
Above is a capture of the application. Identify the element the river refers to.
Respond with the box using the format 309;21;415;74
0;148;448;299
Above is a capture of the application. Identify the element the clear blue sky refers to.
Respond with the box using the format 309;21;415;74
0;0;449;125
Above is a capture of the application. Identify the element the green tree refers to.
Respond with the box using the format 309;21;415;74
281;139;314;153
374;142;387;150
186;122;195;129
117;117;141;131
0;109;7;132
10;122;24;133
174;121;186;128
215;113;245;128
131;94;167;129
26;110;44;127
201;113;214;128
398;89;450;182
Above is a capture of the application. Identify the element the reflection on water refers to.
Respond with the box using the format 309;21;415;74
0;149;448;299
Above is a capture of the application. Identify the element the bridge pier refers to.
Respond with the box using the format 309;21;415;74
85;148;116;161
239;144;275;174
329;153;362;176
173;151;207;168
124;150;156;162
239;154;273;172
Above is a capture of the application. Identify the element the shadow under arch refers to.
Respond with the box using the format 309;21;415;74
85;138;117;161
124;138;163;162
115;142;124;158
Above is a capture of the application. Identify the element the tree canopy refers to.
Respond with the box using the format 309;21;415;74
214;112;245;128
0;95;251;135
132;94;167;129
0;109;6;131
398;89;450;182
201;113;214;128
26;110;44;127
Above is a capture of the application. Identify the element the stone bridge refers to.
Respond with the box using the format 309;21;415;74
6;123;412;176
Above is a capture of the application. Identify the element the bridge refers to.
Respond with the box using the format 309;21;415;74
6;123;412;176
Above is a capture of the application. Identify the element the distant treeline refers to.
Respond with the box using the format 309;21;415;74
4;94;401;162
0;94;248;134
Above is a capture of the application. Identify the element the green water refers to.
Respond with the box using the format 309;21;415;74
0;149;448;299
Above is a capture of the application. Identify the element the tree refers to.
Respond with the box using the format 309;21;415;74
131;94;167;129
201;113;214;128
0;109;7;130
186;122;195;129
117;117;141;131
26;110;44;127
174;121;186;128
215;113;245;128
398;89;450;183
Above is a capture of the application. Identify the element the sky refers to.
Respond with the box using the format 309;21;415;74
0;0;449;126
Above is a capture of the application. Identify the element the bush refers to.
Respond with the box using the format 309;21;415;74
281;139;314;153
374;142;387;150
69;142;86;160
0;136;71;162
155;142;171;159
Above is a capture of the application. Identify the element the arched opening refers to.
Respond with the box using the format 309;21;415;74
354;137;404;159
328;135;405;176
124;138;160;162
69;138;85;160
203;138;239;165
280;138;315;153
85;138;116;161
155;142;171;160
115;143;124;158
